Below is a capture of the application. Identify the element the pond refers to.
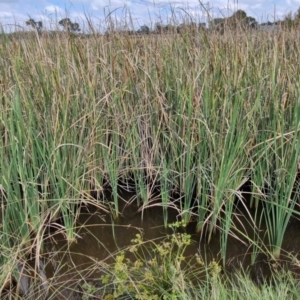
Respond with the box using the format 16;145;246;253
16;191;300;299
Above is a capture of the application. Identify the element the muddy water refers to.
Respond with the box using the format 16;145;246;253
34;192;300;298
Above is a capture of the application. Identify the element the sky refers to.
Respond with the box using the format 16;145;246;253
0;0;299;32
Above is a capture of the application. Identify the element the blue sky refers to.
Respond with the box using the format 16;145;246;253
0;0;299;32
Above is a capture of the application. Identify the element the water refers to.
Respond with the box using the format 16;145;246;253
18;191;300;299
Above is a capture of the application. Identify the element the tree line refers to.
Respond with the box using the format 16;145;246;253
25;7;300;37
280;7;300;29
26;18;80;34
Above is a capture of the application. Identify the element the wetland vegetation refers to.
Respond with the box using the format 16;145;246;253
2;10;300;299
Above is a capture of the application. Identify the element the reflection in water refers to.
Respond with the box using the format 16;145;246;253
14;260;48;299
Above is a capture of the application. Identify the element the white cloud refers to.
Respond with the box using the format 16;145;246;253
0;11;13;19
45;5;63;14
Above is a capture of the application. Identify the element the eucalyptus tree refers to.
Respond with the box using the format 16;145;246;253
26;18;43;35
138;25;150;34
210;10;257;32
58;18;80;33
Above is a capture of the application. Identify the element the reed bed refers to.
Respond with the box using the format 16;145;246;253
1;23;300;295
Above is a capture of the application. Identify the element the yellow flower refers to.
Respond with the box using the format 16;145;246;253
149;258;157;266
129;245;138;253
195;254;204;267
101;274;111;284
133;259;143;269
143;270;154;281
209;259;222;277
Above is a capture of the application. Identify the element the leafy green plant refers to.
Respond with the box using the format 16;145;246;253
99;228;210;299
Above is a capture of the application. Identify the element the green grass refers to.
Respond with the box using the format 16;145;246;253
1;17;300;297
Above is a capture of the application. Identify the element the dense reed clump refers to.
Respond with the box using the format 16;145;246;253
1;20;300;295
